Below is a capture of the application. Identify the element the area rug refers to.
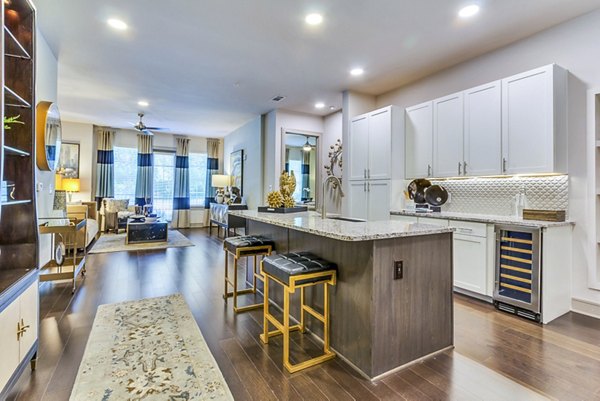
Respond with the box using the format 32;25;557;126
89;230;194;254
70;294;234;401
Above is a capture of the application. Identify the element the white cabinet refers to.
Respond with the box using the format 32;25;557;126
0;277;38;394
464;81;502;176
0;297;20;390
391;215;418;224
449;221;490;296
501;64;567;174
405;102;433;178
433;93;464;177
348;181;390;221
348;115;369;181
349;106;395;181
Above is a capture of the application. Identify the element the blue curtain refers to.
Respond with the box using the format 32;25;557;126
204;138;220;208
172;137;190;228
135;134;154;206
95;129;115;209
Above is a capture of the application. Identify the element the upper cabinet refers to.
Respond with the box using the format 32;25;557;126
404;64;567;179
501;65;567;174
433;93;464;177
464;81;502;176
349;106;396;181
405;102;433;178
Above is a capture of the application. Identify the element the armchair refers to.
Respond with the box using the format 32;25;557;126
102;198;135;233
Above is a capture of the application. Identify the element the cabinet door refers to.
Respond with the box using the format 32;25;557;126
405;102;433;179
368;108;391;180
433;93;464;177
464;81;502;176
347;181;368;220
453;234;487;294
391;215;418;224
18;280;38;360
349;116;369;181
0;299;20;390
367;181;390;221
501;65;554;174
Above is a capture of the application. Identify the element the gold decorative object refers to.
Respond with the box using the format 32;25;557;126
267;190;284;208
324;139;342;189
267;171;298;208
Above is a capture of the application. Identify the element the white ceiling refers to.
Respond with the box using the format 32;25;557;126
36;0;600;137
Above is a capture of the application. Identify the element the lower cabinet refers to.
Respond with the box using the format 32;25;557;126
348;180;390;221
0;277;39;395
453;234;487;295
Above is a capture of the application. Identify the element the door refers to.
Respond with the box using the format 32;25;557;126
501;65;554;174
367;180;390;221
405;102;433;179
464;81;502;176
349;115;369;181
433;93;464;177
347;181;368;220
453;234;487;294
368;108;391;180
0;299;20;390
18;280;38;360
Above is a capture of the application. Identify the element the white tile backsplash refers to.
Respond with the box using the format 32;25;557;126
406;175;568;216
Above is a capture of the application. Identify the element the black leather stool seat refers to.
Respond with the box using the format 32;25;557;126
262;252;337;286
224;235;275;255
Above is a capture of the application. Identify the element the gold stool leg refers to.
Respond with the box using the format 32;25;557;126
261;273;270;344
324;282;331;352
300;287;306;333
252;254;258;292
283;286;291;370
233;256;238;310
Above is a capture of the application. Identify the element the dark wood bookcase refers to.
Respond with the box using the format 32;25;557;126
1;0;38;285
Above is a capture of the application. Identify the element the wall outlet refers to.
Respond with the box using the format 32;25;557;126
36;182;43;192
393;261;403;280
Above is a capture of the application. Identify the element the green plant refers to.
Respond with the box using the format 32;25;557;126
3;115;24;130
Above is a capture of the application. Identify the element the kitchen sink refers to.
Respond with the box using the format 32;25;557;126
327;216;366;223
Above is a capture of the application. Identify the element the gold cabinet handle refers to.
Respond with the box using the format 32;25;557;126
16;318;30;340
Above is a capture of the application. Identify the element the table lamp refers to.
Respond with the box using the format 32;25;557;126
62;178;80;202
211;174;230;204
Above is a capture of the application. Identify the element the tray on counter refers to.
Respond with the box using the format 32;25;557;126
258;206;308;214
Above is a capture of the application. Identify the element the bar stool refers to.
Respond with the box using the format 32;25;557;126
260;251;337;373
223;235;274;313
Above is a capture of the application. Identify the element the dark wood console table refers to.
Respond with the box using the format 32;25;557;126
209;203;248;238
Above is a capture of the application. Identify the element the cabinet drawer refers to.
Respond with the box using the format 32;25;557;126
417;217;449;227
448;220;487;237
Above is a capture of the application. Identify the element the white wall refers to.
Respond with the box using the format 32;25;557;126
223;116;262;209
35;29;58;266
376;9;600;312
60;121;94;201
322;111;343;214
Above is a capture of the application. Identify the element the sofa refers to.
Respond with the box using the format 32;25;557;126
66;201;100;249
101;198;135;233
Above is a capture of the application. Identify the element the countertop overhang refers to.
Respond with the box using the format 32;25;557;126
229;210;454;241
390;210;574;228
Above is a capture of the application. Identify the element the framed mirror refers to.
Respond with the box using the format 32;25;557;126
281;128;322;208
35;101;62;171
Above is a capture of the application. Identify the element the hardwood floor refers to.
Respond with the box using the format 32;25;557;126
5;228;600;400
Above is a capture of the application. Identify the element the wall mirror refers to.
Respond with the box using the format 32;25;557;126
35;101;62;171
281;129;321;207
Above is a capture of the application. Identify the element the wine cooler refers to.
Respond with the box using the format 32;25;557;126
493;225;541;321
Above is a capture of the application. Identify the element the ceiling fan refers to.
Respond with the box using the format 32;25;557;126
130;112;167;135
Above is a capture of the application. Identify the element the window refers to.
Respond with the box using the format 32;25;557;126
153;151;175;221
189;153;208;207
113;146;137;204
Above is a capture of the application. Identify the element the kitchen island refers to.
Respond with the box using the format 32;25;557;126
230;210;455;380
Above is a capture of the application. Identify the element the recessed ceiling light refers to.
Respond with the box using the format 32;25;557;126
138;100;149;107
107;18;128;30
458;4;480;18
315;102;325;109
305;13;323;25
350;68;364;76
329;106;335;110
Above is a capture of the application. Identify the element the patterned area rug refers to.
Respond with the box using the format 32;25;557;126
89;230;194;254
70;294;234;401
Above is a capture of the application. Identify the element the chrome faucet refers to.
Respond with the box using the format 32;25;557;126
321;176;344;218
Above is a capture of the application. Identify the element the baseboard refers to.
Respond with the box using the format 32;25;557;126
571;297;600;319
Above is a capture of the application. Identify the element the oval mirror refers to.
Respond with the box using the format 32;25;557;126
36;101;62;171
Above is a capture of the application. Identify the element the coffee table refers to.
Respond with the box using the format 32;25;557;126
126;219;168;245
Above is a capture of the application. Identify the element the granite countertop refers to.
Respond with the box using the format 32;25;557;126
229;210;454;241
390;210;574;228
